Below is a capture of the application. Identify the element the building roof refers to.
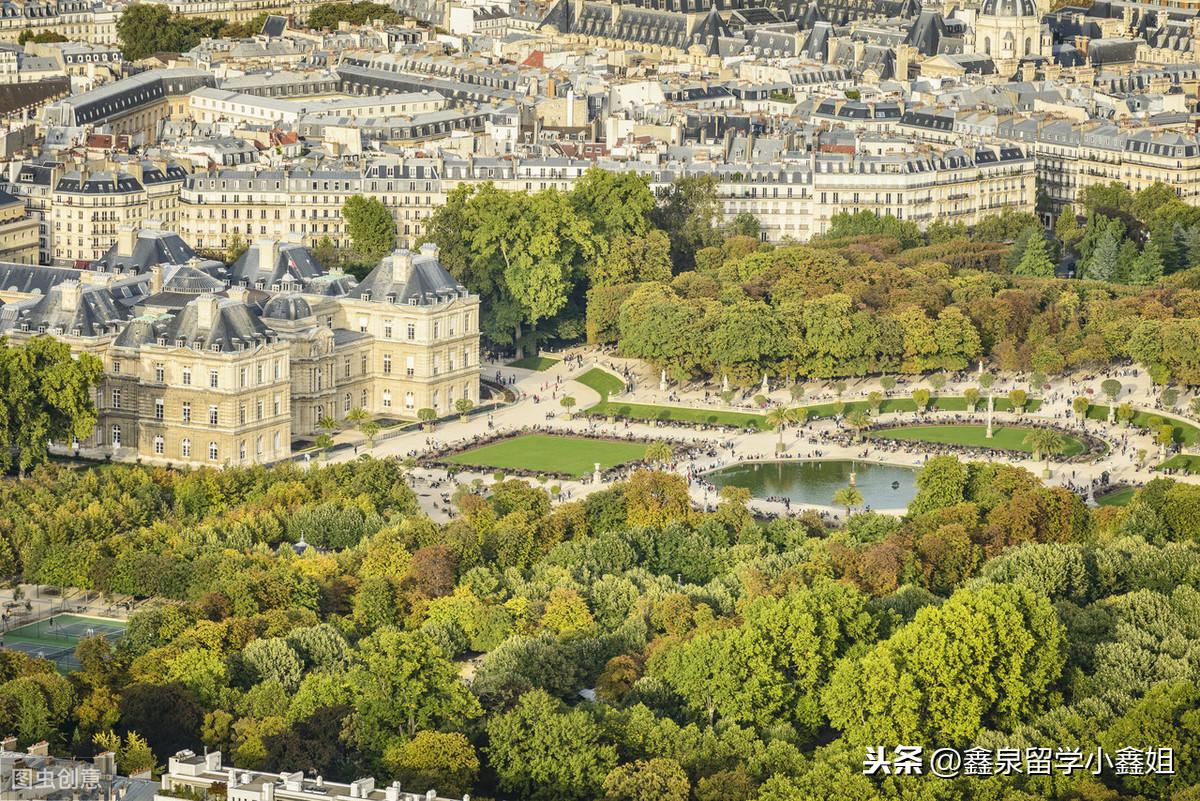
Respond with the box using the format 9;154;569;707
354;244;468;306
92;229;218;275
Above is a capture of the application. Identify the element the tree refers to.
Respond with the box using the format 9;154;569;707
1008;388;1028;412
418;408;437;431
911;388;930;412
928;373;947;392
880;376;897;392
595;231;672;286
909;455;968;516
454;397;474;421
826;211;921;248
0;336;102;476
306;1;400;28
95;730;156;776
1118;402;1136;426
725;212;761;239
845;409;871;441
383;731;479;796
766;406;799;452
1013;226;1055;277
602;758;690;801
18;29;67;44
343;196;396;261
116;4;224;60
867;390;883;413
1130;238;1165;285
345;406;369;429
560;396;577;418
624;470;691;528
346;628;481;754
824;585;1065;745
541;587;594;636
318;415;337;434
1157;424;1176;457
1081;218;1124;281
650;175;723;271
964;387;980;411
313;434;334;459
485;689;617;801
1023;428;1065;464
1072;395;1091;423
1101;379;1122;406
644;441;673;465
1162;388;1180;410
360;421;381;448
833;486;864;516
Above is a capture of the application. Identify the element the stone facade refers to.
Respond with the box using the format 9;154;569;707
0;228;481;467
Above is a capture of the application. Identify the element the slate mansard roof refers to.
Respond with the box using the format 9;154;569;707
114;294;277;354
91;229;224;277
354;244;469;306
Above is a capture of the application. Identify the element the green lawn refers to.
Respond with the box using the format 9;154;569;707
1097;486;1138;506
869;424;1088;456
589;401;768;429
507;356;559;371
802;396;1042;418
441;434;648;477
1085;405;1200;445
576;368;624;401
1159;454;1200;474
584;394;1045;432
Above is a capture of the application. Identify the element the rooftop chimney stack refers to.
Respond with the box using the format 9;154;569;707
195;294;219;330
58;279;82;313
257;240;278;276
117;225;137;258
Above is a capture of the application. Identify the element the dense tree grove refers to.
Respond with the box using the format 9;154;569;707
116;1;362;60
590;202;1200;385
0;336;102;476
426;170;1200;384
3;451;1200;801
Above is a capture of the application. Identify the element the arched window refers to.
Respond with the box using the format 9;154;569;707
984;36;991;54
1024;36;1032;55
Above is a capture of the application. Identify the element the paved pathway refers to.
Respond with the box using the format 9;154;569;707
320;349;1199;520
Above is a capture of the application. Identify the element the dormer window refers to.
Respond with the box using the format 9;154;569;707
360;292;371;301
176;339;185;348
209;344;220;352
158;336;168;346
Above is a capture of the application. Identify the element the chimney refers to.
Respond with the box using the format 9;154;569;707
257;240;278;275
195;294;219;330
58;279;82;313
27;741;48;756
0;736;16;751
94;751;117;776
227;285;248;304
150;265;164;294
391;248;414;284
117;225;137;257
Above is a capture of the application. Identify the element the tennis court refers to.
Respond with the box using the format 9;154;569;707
2;614;126;672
